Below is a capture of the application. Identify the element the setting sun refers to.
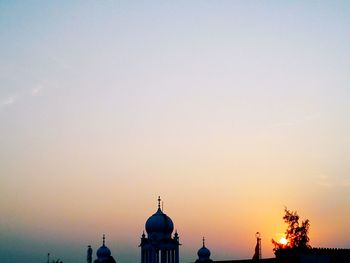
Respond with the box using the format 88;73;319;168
279;237;288;245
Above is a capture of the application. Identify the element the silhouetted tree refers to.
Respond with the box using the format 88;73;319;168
272;208;311;251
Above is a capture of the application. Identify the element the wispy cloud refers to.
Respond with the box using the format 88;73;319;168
1;83;44;109
0;96;16;107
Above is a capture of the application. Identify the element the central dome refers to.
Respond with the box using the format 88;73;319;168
145;197;174;240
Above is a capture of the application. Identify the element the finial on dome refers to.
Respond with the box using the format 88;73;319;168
158;196;161;209
203;237;205;247
103;234;105;246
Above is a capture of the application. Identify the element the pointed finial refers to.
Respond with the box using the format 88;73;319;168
203;237;205;247
158;196;161;209
174;229;179;241
103;234;105;246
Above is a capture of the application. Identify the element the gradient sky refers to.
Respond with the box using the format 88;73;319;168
1;1;350;263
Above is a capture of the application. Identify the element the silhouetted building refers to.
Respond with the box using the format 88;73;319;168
81;198;350;263
252;232;262;261
46;252;63;263
87;245;93;263
140;197;180;263
87;235;117;263
195;237;213;263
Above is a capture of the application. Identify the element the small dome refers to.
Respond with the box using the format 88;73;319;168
197;246;211;259
197;238;211;260
97;235;111;259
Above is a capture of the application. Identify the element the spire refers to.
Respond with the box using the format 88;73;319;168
157;196;162;209
103;234;106;246
203;237;205;247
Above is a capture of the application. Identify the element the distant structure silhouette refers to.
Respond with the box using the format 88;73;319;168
195;237;213;263
140;196;180;263
87;235;116;263
46;252;63;263
80;199;350;263
252;232;262;260
87;245;93;263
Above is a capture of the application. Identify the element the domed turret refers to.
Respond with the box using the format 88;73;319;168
197;246;211;259
96;235;111;260
197;237;212;262
145;196;174;240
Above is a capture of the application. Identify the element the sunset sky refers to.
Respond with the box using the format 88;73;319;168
1;1;350;263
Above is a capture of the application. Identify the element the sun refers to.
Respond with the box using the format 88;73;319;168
279;237;288;245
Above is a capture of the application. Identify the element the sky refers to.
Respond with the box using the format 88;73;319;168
0;1;350;262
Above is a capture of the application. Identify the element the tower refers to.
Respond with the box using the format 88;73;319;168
87;245;93;263
252;232;262;260
140;197;180;263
